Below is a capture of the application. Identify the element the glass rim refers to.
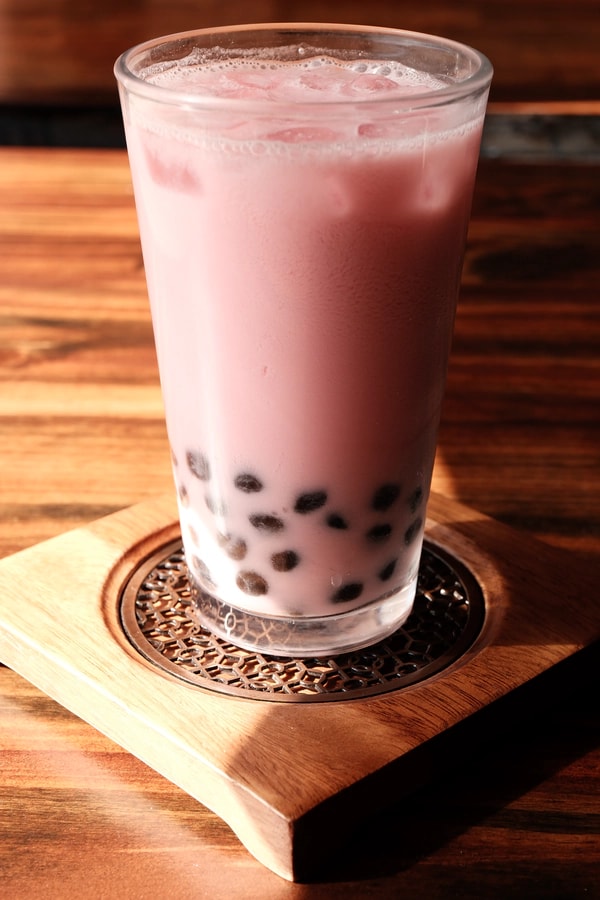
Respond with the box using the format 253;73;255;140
114;22;493;114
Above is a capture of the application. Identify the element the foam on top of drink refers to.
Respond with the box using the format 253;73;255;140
128;50;486;154
144;53;450;103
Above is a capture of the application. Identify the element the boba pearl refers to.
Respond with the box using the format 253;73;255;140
372;483;401;511
366;523;393;543
204;493;227;516
378;559;397;581
191;555;216;590
404;517;423;545
332;582;364;603
249;513;285;533
217;533;248;561
234;472;264;493
326;512;349;530
186;449;210;481
408;485;423;513
294;490;328;513
236;571;269;596
271;550;300;572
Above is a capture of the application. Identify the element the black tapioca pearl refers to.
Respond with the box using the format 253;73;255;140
186;450;210;481
294;490;327;514
191;555;216;590
205;494;226;516
404;517;423;546
234;472;263;493
217;533;248;561
366;523;393;543
178;484;189;507
326;512;349;530
170;447;179;467
236;571;268;596
249;513;285;533
372;483;401;511
408;486;424;513
271;550;300;572
379;559;397;582
332;582;364;603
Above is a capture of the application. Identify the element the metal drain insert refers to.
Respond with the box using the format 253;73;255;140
120;540;484;702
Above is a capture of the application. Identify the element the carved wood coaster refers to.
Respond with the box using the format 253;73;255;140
120;538;485;701
0;493;597;882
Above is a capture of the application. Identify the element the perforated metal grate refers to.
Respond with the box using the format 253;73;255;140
120;540;484;702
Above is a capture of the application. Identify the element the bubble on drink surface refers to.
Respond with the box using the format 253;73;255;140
294;490;328;513
293;56;441;98
186;449;210;481
271;550;300;572
234;472;264;492
249;512;285;532
145;54;451;104
236;570;269;596
331;582;364;603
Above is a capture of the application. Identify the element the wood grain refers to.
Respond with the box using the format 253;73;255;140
0;149;172;556
2;150;598;558
0;0;599;106
0;492;597;880
0;146;599;894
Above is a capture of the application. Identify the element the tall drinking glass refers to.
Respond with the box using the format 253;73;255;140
115;24;492;657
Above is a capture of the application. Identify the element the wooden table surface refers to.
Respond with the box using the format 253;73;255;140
0;135;599;896
1;0;600;107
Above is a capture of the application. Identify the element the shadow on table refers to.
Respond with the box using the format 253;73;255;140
241;671;597;889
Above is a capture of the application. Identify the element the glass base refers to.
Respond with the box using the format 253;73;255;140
190;579;417;658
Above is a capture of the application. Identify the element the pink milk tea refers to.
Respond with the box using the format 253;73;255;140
119;47;489;655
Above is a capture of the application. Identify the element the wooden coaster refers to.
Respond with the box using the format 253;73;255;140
0;493;597;881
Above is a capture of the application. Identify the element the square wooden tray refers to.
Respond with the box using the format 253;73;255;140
0;492;597;881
